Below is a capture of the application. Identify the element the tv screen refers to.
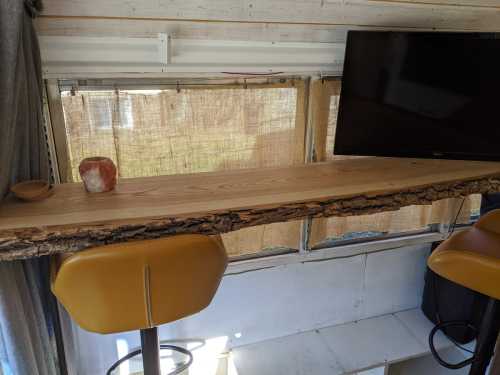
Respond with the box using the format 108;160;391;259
335;31;500;161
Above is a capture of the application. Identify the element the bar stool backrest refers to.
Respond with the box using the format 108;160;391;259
51;234;227;334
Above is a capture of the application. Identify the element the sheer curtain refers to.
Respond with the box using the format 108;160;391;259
0;0;59;374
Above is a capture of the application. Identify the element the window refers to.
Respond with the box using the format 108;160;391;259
59;79;306;258
308;79;481;249
52;77;480;259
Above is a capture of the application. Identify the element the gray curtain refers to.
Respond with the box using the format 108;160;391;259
0;261;58;375
0;0;58;374
0;0;49;198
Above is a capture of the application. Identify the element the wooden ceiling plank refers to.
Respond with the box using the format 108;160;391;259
40;0;500;30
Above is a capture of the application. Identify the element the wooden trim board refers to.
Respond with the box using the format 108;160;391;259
1;157;500;260
46;79;72;183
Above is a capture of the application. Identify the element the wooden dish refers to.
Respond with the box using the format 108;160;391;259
10;180;53;202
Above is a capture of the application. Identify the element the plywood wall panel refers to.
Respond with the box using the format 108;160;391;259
40;0;500;31
371;0;500;8
343;1;500;30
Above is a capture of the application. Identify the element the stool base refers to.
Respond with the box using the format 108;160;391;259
141;328;161;375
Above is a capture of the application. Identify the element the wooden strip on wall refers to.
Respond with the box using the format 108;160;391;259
40;0;500;30
294;79;308;164
46;80;72;183
311;80;336;163
308;79;337;245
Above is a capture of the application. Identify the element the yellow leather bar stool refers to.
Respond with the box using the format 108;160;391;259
51;234;227;375
428;209;500;375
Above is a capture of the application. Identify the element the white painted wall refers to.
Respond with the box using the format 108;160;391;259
65;244;430;374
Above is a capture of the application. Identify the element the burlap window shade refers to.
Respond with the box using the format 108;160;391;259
308;79;481;248
60;82;304;258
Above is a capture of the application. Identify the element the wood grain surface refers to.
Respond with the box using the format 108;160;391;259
1;157;500;260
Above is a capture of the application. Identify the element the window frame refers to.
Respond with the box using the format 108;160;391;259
44;76;473;266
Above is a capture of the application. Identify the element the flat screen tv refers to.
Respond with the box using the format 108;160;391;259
335;31;500;161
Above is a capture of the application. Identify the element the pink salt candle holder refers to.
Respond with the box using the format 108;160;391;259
78;157;117;193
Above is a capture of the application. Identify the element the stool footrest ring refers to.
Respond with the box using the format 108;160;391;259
106;344;193;375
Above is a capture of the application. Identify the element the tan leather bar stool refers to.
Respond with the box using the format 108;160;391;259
51;234;227;375
428;209;500;375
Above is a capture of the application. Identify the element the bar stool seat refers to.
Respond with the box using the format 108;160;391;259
428;209;500;375
51;234;227;374
428;215;500;300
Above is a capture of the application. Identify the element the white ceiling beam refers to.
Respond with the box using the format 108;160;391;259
40;35;344;76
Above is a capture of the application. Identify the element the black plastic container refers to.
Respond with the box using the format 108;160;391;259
421;242;488;344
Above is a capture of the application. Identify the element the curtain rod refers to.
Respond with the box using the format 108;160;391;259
58;75;340;92
59;75;302;86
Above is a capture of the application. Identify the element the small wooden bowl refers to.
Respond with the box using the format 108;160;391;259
10;180;53;202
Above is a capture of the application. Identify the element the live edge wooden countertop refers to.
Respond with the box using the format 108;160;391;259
1;157;500;261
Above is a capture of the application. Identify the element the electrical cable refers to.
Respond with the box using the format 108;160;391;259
447;197;466;238
429;321;476;369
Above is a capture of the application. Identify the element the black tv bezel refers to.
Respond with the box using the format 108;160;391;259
334;30;500;162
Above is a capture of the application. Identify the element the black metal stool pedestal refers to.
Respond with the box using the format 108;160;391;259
141;328;162;375
469;299;500;375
